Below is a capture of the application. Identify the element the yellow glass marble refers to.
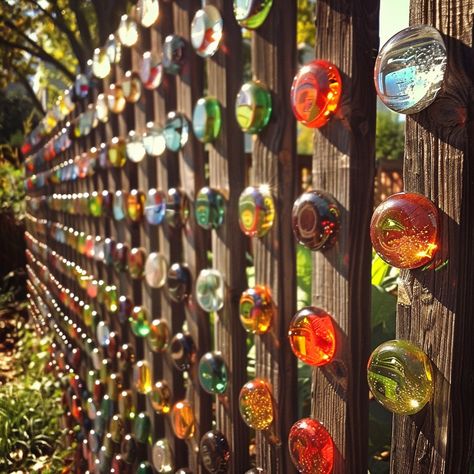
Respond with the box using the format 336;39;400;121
118;14;138;47
239;378;274;430
134;360;152;394
367;339;433;415
171;400;195;439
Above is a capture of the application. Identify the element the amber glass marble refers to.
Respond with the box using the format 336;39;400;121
370;192;439;269
239;378;274;430
171;400;195;439
150;380;172;414
134;360;152;394
288;307;336;366
239;285;273;334
126;189;145;222
108;137;126;168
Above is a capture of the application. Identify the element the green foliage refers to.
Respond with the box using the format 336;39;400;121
376;110;405;161
0;160;25;218
297;0;316;47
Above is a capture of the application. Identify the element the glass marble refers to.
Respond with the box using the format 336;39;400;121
288;306;336;366
108;373;122;400
192;98;222;143
288;418;334;474
104;238;116;266
166;263;192;302
370;192;439;269
367;339;433;415
74;73;89;99
96;321;111;347
134;360;152;394
196;268;225;312
92;48;111;79
117;14;138;47
126;130;146;163
143;123;166;156
291;60;342;128
162;35;185;75
235;81;272;133
198;352;228;395
144;252;168;288
127;189;146;222
130;305;150;338
191;6;223;58
122;71;142;103
110;414;125;443
150;380;172;415
374;25;447;114
137;0;159;28
200;430;230;474
118;389;135;419
137;462;154;474
105;285;118;313
107;84;126;114
121;433;137;464
88;191;103;217
101;190;114;217
239;285;273;334
166;188;190;228
118;297;133;325
152;439;174;472
134;412;151;443
128;247;146;279
148;319;170;352
108;137;127;168
170;332;196;371
140;52;163;90
113;242;129;273
171;400;195;439
195;187;225;230
239;378;274;430
238;185;275;237
233;0;273;29
163;112;189;152
145;188;167;225
113;191;127;221
105;34;122;64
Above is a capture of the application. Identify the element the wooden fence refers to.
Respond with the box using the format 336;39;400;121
22;0;474;473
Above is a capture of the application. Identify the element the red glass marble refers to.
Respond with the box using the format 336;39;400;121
291;60;342;128
370;192;439;269
288;418;334;474
288;307;336;366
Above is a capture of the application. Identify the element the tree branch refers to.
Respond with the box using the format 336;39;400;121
15;71;45;116
68;0;95;55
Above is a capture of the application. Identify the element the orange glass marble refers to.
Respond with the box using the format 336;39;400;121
126;190;145;222
288;307;336;366
291;60;342;128
171;400;195;439
239;285;274;335
239;378;274;431
370;192;439;269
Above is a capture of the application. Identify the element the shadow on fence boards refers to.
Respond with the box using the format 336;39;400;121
22;0;474;472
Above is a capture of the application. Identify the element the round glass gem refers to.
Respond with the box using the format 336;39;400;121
374;25;447;114
239;378;274;430
137;461;154;474
171;400;195;439
118;297;133;325
195;187;225;230
370;192;439;269
367;339;433;415
134;412;151;443
126;130;146;163
137;0;159;28
122;71;142;103
166;188;190;228
145;188;166;225
239;285;274;334
130;305;150;338
88;191;103;217
288;307;336;366
163;112;189;152
233;0;273;29
191;6;223;58
200;430;231;474
117;14;138;47
166;263;192;302
113;190;127;221
128;247;146;279
113;242;129;272
140;51;163;90
148;319;170;352
170;332;196;371
134;360;152;394
96;321;111;347
192;97;222;143
107;84;126;114
117;343;135;372
291;59;342;128
121;433;137;463
74;73;89;99
143;123;166;156
108;137;127;168
162;35;185;75
198;352;228;395
150;380;172;415
195;268;225;313
127;189;146;222
235;81;272;133
105;34;122;64
144;252;168;288
288;418;334;474
238;185;275;237
92;48;111;79
152;439;174;472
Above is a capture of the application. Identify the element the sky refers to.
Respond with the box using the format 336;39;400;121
379;0;410;47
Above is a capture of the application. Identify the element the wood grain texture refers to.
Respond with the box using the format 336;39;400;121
251;0;298;472
311;1;379;473
206;1;250;472
390;2;474;473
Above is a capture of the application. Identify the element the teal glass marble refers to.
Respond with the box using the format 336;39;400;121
195;187;225;230
145;188;166;225
192;97;222;143
134;412;151;443
136;461;154;474
235;81;272;133
234;0;273;29
113;190;127;221
191;6;223;58
163;112;189;151
198;352;228;395
162;35;185;75
195;268;225;312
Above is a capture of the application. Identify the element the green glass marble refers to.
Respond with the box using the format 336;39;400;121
235;81;272;133
195;268;225;312
104;285;118;313
88;191;103;217
130;305;150;337
238;185;275;238
148;319;170;352
136;461;154;474
234;0;273;29
192;97;222;143
198;351;228;395
195;187;225;230
134;412;151;443
367;339;433;415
